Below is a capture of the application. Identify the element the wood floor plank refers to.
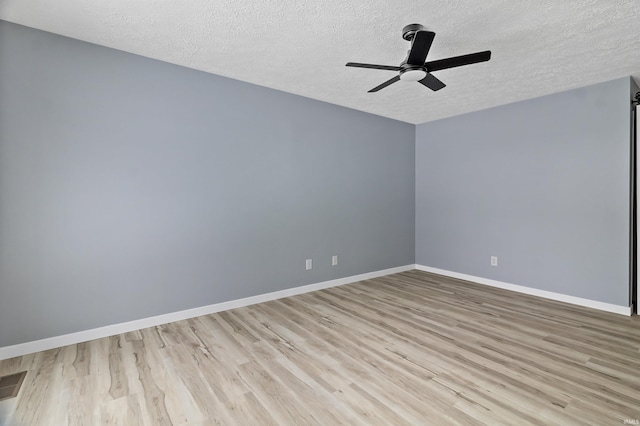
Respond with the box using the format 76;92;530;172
1;269;640;425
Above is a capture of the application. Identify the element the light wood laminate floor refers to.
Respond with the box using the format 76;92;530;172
1;270;639;425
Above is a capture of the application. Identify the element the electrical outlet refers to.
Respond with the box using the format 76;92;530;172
305;259;313;270
332;255;338;266
491;256;498;267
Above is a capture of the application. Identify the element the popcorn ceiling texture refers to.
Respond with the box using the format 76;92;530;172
1;0;639;124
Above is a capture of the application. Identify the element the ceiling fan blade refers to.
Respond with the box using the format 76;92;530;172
346;62;401;71
426;50;491;72
406;30;435;65
418;73;446;91
368;75;401;92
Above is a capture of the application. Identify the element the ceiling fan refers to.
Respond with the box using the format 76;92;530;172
346;24;491;93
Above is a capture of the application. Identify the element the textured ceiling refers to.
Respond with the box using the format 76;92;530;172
1;1;639;124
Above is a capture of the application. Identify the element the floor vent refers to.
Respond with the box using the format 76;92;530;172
0;371;27;401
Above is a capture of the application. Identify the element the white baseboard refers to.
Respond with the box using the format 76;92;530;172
415;265;631;316
0;264;414;361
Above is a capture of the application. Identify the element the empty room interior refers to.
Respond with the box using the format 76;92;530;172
1;1;640;424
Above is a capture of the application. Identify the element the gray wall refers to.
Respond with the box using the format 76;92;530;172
416;77;631;306
633;77;639;309
0;21;415;347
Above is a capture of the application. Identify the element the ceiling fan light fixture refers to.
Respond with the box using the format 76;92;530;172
399;68;427;82
346;24;491;93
